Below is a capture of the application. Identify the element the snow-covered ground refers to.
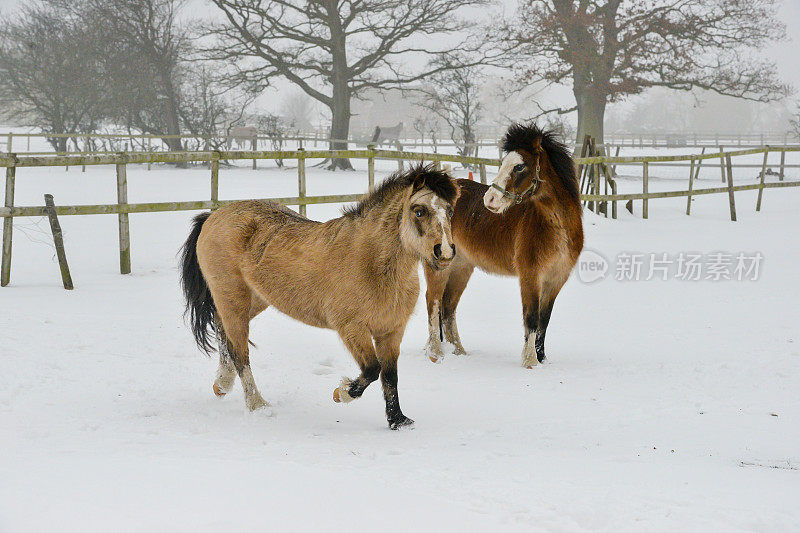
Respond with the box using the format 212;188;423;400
1;159;799;532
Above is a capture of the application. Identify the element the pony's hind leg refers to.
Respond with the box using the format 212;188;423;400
333;326;381;403
212;320;237;397
214;291;269;412
212;297;269;398
440;262;474;355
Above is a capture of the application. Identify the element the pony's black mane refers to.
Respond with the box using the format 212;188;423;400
343;163;457;218
502;123;580;203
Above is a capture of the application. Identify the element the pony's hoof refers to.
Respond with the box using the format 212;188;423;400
522;358;538;369
246;395;271;412
453;345;468;356
389;416;415;430
213;383;226;396
425;346;444;363
333;378;354;403
424;340;444;363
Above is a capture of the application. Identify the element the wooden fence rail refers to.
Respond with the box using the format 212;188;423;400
1;146;799;287
5;130;799;159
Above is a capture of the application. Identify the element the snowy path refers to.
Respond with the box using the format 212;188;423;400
1;164;798;531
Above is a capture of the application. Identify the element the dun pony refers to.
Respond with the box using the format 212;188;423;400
424;123;583;368
181;164;458;429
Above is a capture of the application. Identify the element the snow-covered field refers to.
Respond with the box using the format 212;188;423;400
1;159;799;532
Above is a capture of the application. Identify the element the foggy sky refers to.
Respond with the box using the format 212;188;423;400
3;0;799;122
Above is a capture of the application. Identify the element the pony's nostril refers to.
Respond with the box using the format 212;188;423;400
451;244;456;256
433;244;442;259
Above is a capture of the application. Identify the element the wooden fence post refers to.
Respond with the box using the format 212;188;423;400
298;148;307;217
116;160;131;274
367;144;375;189
1;163;16;286
642;161;649;219
252;135;258;170
82;135;88;172
396;142;404;171
479;163;487;184
693;147;706;182
779;148;785;181
725;154;737;222
147;137;152;171
686;158;695;215
43;194;73;290
756;148;768;212
718;147;726;183
6;132;12;154
210;152;220;209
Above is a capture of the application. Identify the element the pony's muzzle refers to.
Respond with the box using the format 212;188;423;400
483;189;506;213
430;243;455;271
433;243;456;261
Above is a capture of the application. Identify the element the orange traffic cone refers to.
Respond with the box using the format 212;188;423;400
468;171;474;180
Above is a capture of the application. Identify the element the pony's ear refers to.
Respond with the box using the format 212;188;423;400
532;136;543;154
451;176;461;201
411;172;427;194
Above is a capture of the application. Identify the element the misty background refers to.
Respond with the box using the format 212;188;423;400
1;0;799;161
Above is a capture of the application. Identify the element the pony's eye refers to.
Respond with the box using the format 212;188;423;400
446;207;454;218
513;163;526;173
413;207;427;217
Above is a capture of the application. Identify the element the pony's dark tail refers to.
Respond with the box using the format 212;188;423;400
180;212;216;355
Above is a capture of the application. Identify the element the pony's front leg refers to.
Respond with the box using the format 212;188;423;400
520;280;541;369
333;327;381;403
424;299;444;361
534;300;555;364
423;264;449;362
441;262;474;356
375;329;414;430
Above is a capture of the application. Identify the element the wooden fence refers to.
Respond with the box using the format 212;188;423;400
1;146;799;287
4;130;798;158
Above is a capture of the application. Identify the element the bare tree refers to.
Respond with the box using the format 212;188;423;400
500;0;791;145
56;0;190;151
205;0;494;170
417;61;485;163
412;115;440;146
178;67;254;150
791;107;800;142
0;3;107;151
281;91;314;133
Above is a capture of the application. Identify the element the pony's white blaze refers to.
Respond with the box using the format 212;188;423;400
484;151;523;212
410;190;454;261
431;196;453;259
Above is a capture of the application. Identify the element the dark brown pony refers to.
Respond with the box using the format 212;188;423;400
423;123;583;368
